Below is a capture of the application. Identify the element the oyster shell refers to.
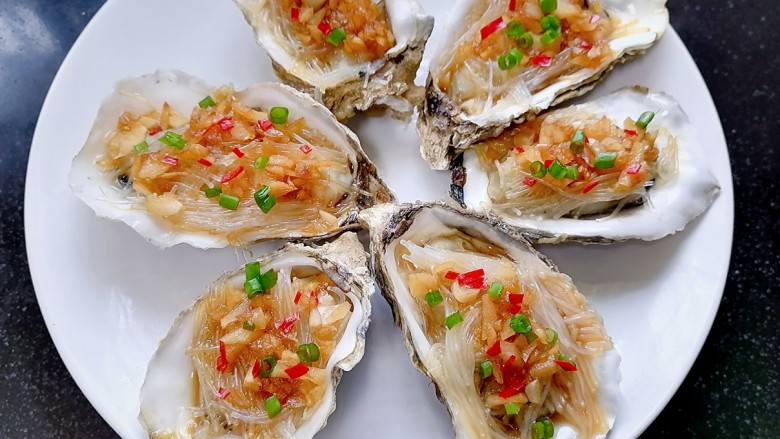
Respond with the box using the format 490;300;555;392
139;232;373;439
234;0;434;120
419;0;669;169
451;87;720;243
360;203;620;439
69;70;392;249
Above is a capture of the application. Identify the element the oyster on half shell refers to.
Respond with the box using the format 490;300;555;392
451;87;720;243
69;70;392;249
139;232;373;439
419;0;669;169
360;203;620;439
235;0;434;120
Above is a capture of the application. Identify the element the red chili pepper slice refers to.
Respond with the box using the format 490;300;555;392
626;163;642;175
508;293;524;305
220;166;245;184
508;0;517;11
554;359;578;371
285;363;310;379
523;177;537;187
531;54;553;67
291;7;299;21
275;312;300;334
162;155;178;166
310;291;319;306
232;147;244;158
486;340;502;356
624;129;638;136
217;387;230;399
148;126;161;136
457;269;486;289
217;117;234;131
582;181;598;194
543;159;553;168
318;21;332;35
299;144;312;154
579;40;593;50
514;146;525;154
498;386;521;398
293;291;302;305
480;17;505;40
508;303;522;314
197;158;213;167
216;340;228;373
252;359;261;378
259;119;273;131
444;271;459;280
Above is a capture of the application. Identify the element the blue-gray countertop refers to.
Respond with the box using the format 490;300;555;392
0;0;777;437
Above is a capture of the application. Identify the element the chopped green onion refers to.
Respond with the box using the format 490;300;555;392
540;28;560;46
218;193;240;210
540;0;557;14
198;95;216;108
260;355;277;377
487;282;503;299
509;48;523;64
134;141;149;153
594;151;618;169
498;50;519;70
258;269;278;291
532;420;547;439
530;161;547;178
636;111;655;129
269;106;289;124
542;418;554;438
516;32;534;49
547;160;566;179
243;320;256;331
565;165;578;180
505;402;521;415
326;27;347;45
159;131;186;149
480;360;493;379
445;312;464;330
525;331;538;343
544;328;558;345
510;314;532;334
569;129;586;152
245;261;261;281
297;343;321;363
254;156;269;169
259;195;277;214
540;15;561;31
244;277;263;298
254;185;270;201
254;185;277;213
264;395;282;418
425;290;443;307
204;186;222;198
506;21;526;39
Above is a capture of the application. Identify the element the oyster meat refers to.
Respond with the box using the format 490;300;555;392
69;70;392;249
139;232;373;439
361;203;620;439
419;0;669;169
452;87;720;243
234;0;434;120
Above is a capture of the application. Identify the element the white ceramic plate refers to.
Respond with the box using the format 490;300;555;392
25;0;733;438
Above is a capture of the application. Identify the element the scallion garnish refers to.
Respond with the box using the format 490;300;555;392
245;261;261;281
480;360;493;379
506;21;526;39
245;277;263;297
565;165;578;180
264;395;282;418
260;355;277;377
547;160;566;179
530;161;547;178
498;50;520;70
531;418;555;439
540;15;561;31
540;28;560;46
204;186;222;198
134;141;149;153
218;193;240;210
569;129;586;152
445;311;464;330
594;151;618;169
244;266;278;298
510;314;532;334
505;402;521;415
487;282;503;299
516;32;533;49
297;343;321;363
254;185;277;214
544;328;558;345
540;0;557;13
326;27;347;46
243;321;256;331
269;106;289;124
636;111;655;129
254;156;269;169
198;95;216;108
159;131;186;149
425;290;443;307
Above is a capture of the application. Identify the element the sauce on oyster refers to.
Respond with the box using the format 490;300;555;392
395;228;612;438
434;0;614;115
279;0;396;63
185;261;353;436
97;86;361;244
472;108;675;219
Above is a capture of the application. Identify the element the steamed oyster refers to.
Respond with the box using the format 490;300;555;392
69;70;392;249
361;203;620;439
419;0;669;169
234;0;434;120
139;232;372;439
452;87;720;243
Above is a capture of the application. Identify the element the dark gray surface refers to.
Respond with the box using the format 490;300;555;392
0;0;777;438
